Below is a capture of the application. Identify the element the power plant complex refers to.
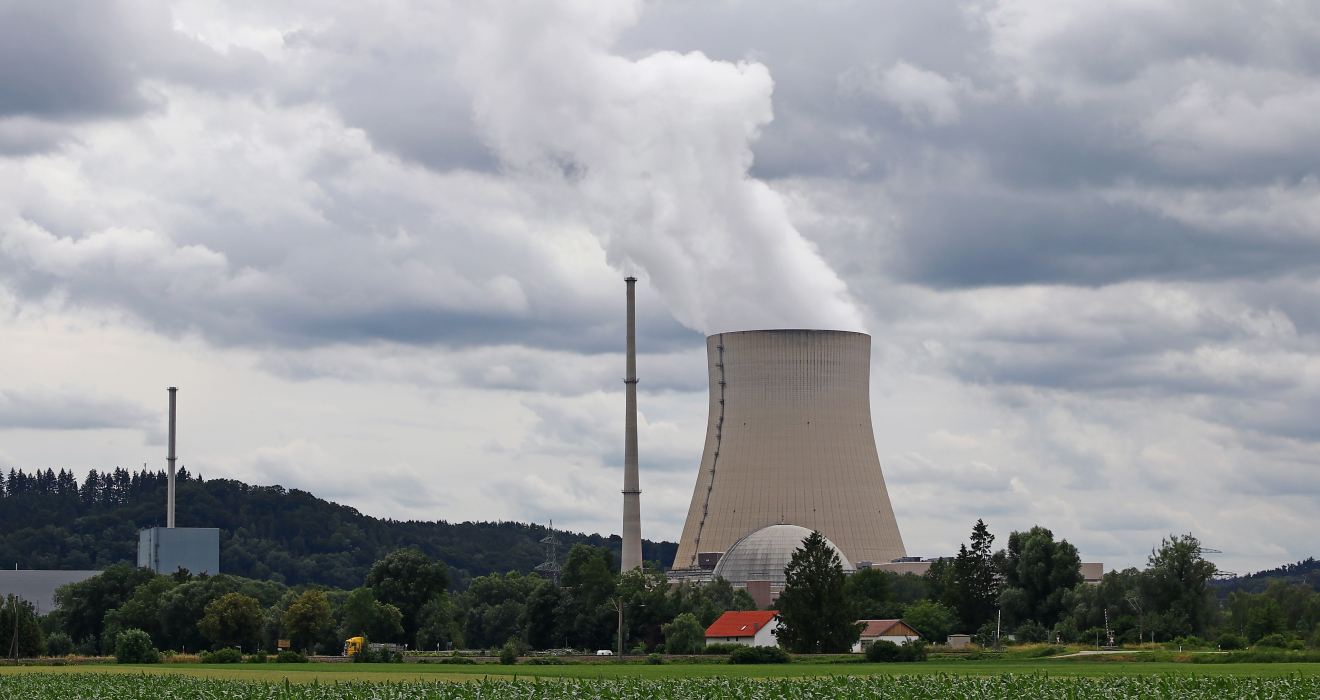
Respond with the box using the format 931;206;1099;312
137;387;220;576
614;276;905;579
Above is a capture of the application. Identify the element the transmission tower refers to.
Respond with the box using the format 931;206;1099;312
534;520;562;585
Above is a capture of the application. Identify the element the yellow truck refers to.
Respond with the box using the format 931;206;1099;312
344;637;366;656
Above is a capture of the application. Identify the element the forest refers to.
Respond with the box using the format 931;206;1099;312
4;467;1317;657
0;467;676;590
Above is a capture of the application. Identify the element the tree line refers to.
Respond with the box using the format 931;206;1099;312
0;468;675;590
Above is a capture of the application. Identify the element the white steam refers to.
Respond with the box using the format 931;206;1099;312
450;0;865;334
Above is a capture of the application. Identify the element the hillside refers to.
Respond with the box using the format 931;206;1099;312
1212;557;1320;598
0;467;677;590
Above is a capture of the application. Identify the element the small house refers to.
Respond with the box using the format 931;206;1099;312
705;610;780;648
852;619;921;653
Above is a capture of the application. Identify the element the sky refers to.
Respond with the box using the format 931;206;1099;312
1;0;1318;576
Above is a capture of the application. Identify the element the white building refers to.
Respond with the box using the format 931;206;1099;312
852;619;921;652
705;611;780;647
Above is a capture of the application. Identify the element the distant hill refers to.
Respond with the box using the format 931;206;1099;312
1211;557;1320;597
0;467;677;590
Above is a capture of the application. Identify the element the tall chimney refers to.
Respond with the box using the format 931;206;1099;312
620;277;643;571
167;387;177;529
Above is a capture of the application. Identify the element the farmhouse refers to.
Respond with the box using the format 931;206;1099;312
705;610;780;647
851;619;921;652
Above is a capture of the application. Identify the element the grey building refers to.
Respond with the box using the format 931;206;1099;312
138;527;220;576
0;570;101;612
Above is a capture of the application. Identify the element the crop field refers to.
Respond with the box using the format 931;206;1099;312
2;658;1319;683
3;671;1320;700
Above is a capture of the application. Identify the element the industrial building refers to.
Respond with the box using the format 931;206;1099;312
0;570;101;612
137;387;220;575
672;330;906;576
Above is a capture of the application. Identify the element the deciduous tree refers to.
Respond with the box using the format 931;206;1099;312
283;590;333;654
197;593;264;650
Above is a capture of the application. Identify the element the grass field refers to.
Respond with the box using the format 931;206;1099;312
2;658;1318;683
4;669;1320;700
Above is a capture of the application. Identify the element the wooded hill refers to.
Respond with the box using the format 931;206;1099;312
0;467;677;590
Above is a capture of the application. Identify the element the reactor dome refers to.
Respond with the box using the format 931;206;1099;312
711;524;852;586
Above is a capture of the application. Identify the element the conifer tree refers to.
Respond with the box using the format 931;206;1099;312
774;531;861;653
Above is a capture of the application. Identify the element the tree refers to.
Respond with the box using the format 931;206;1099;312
114;629;159;664
156;575;245;653
365;549;450;644
943;520;999;632
773;531;861;653
522;579;562;650
845;567;895;618
197;593;265;650
338;587;403;643
996;526;1082;629
1145;534;1217;636
559;544;619;650
103;576;177;650
1246;599;1286;643
283;590;334;654
903;599;955;643
53;565;155;651
661;612;704;654
0;595;45;658
416;598;460;651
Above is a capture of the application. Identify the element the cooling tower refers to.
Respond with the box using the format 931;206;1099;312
673;329;906;570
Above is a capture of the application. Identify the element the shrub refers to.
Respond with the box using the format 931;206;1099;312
200;648;243;664
866;640;901;662
645;653;665;665
45;633;73;657
275;650;309;663
728;645;791;664
702;643;743;655
439;656;477;664
247;650;267;663
114;630;159;664
1173;636;1208;649
1014;621;1049;644
1256;634;1289;648
521;656;564;665
662;613;705;655
1217;633;1247;650
500;641;519;665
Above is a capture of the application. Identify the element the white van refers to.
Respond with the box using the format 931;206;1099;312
595;650;613;656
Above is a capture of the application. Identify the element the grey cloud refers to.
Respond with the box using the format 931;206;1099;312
0;387;159;438
0;1;149;120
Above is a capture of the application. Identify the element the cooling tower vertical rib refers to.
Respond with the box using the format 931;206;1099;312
688;334;726;567
673;330;906;569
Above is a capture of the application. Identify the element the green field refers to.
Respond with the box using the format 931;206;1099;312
3;669;1320;699
2;658;1318;683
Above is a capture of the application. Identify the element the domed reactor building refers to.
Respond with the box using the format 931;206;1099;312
671;330;906;582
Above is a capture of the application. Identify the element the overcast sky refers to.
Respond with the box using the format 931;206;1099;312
2;0;1318;575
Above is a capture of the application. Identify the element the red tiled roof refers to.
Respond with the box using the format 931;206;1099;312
858;619;920;638
705;610;778;637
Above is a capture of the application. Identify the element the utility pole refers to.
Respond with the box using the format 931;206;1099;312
1127;592;1144;647
617;596;624;658
9;595;19;663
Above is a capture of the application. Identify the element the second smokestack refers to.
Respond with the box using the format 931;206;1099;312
620;277;642;571
167;386;177;529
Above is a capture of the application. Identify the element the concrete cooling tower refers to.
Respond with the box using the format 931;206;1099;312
672;329;906;571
